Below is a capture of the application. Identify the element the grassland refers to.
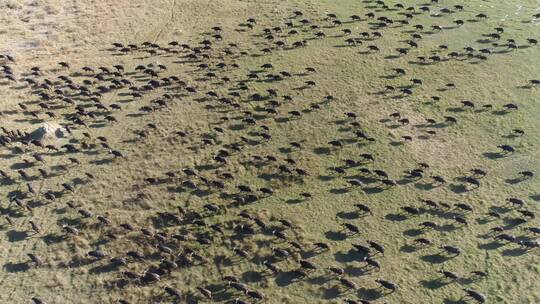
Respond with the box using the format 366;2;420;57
1;0;539;303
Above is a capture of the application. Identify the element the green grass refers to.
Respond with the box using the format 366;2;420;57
1;0;539;303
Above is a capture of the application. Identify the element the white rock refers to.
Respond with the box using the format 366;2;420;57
29;122;67;140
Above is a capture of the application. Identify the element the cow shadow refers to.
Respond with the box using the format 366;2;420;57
3;262;30;273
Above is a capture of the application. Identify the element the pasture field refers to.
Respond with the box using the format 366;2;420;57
0;0;539;303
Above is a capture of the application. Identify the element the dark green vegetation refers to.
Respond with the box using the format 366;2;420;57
1;0;539;303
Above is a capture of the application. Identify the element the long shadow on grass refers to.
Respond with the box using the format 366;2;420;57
357;288;383;301
42;233;65;245
89;158;113;166
314;147;332;155
335;249;367;263
337;211;360;220
483;152;506;159
443;298;467;304
400;244;417;253
275;270;304;287
478;241;505;251
7;230;29;242
242;270;264;283
325;230;348;241
89;262;121;274
3;262;30;273
529;194;540;201
318;175;337;182
415;182;437;191
308;275;331;286
321;286;341;299
505;177;524;184
403;228;424;237
501;248;529;257
385;213;408;222
329;187;351;194
363;186;385;194
420;253;454;264
449;183;469;194
421;278;451;289
286;198;304;204
345;265;368;277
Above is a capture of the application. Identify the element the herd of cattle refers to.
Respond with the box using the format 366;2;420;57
1;0;539;303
